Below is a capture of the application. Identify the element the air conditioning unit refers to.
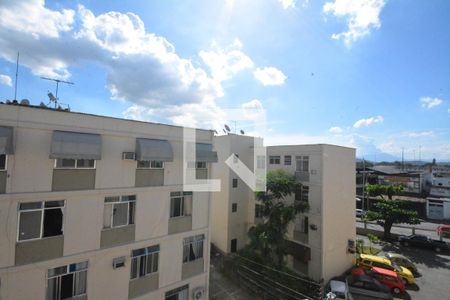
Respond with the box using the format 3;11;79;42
122;152;136;160
192;287;205;300
112;256;126;269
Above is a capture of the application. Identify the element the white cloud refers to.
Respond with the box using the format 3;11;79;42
253;67;287;86
0;0;74;39
405;131;434;138
0;74;12;86
323;0;386;46
420;97;443;109
278;0;296;9
329;126;343;134
353;115;384;128
199;39;253;83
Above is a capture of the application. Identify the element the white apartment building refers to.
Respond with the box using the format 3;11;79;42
267;144;356;282
210;134;262;254
427;174;450;220
0;103;216;300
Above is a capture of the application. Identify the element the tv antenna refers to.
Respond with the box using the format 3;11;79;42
40;77;74;108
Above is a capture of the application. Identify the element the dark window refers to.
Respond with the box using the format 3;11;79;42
18;201;64;241
232;178;238;188
0;154;6;170
183;235;204;263
47;262;87;300
303;217;309;234
284;155;292;165
269;156;280;164
232;203;237;212
231;239;237;253
165;285;189;300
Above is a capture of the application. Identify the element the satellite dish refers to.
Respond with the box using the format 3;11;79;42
20;99;30;105
222;129;227;134
224;124;231;132
240;130;245;135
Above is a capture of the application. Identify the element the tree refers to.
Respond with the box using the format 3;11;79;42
247;169;307;268
366;185;420;240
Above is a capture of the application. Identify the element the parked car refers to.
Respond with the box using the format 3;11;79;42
385;252;419;276
437;225;450;238
326;280;354;300
347;273;393;299
352;267;405;295
356;209;367;218
356;254;415;284
398;234;449;252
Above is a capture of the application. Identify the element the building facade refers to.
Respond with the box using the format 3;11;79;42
266;144;356;282
0;103;215;300
210;134;262;254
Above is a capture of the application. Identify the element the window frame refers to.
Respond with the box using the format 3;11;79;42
54;159;96;169
130;245;160;280
183;234;205;263
295;156;309;172
17;200;65;242
0;154;7;171
269;156;281;165
47;261;88;300
232;178;238;188
284;155;292;165
232;203;237;212
103;195;136;229
170;192;193;219
136;160;164;169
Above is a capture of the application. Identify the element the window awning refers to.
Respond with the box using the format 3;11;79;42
135;138;173;162
195;143;218;163
0;126;14;155
50;131;102;160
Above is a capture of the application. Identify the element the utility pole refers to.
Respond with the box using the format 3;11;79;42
14;52;19;100
401;147;404;171
362;158;366;210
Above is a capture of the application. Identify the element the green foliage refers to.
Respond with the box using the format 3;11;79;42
247;169;307;268
367;233;380;245
366;198;420;240
366;184;403;200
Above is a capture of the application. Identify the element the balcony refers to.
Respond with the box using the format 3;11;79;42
295;171;309;182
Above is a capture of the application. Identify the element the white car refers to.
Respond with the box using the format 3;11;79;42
356;209;367;218
325;280;353;300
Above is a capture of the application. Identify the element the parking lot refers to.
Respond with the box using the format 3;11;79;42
356;235;450;300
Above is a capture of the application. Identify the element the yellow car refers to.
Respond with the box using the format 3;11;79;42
356;254;415;284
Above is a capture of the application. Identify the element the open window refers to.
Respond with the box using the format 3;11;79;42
18;201;64;241
103;195;136;228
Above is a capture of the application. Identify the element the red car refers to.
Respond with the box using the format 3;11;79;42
352;267;405;295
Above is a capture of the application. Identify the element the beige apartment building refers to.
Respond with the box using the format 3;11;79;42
266;145;356;282
210;134;262;254
0;103;216;300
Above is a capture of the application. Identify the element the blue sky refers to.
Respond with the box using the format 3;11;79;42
0;0;449;161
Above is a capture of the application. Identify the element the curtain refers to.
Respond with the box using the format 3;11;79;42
47;277;59;300
103;204;112;228
183;195;192;216
73;270;87;296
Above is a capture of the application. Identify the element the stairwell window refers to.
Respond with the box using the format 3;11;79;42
183;234;204;263
103;195;136;228
130;245;159;280
0;154;6;170
137;160;164;169
17;201;64;241
47;261;88;300
170;192;193;218
54;159;95;169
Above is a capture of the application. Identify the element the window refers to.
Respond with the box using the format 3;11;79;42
196;161;206;169
170;192;193;218
137;160;164;169
103;195;136;228
54;159;95;169
0;154;6;170
232;178;238;188
165;285;189;300
295;186;309;202
232;203;237;212
183;234;204;263
18;201;64;241
269;156;280;165
284;155;292;165
130;245;159;280
301;217;309;234
47;261;88;300
255;204;264;218
231;239;237;253
296;156;309;172
257;155;266;169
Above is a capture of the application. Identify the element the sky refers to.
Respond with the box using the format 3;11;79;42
0;0;449;161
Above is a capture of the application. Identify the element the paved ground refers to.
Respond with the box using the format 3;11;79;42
356;219;450;242
209;264;259;300
357;234;450;300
